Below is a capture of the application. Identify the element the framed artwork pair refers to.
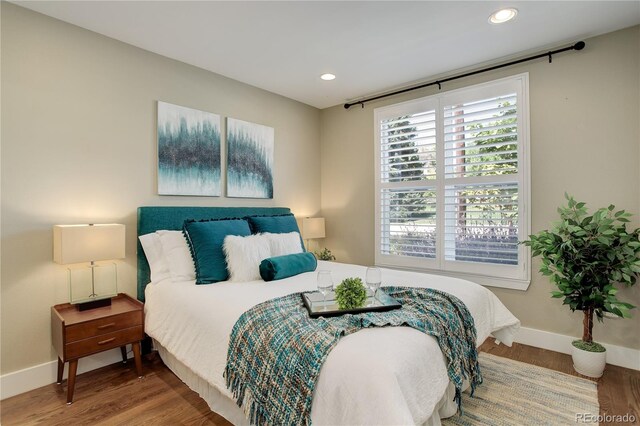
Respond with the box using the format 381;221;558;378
157;101;274;198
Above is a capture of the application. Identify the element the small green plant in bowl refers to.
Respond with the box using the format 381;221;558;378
334;277;367;310
315;248;336;261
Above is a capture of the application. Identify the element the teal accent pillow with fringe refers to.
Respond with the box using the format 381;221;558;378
183;218;251;284
259;252;317;282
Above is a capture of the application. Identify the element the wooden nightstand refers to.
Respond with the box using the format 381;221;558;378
51;293;144;404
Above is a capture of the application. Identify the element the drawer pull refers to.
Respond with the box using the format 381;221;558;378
97;322;116;330
98;337;116;345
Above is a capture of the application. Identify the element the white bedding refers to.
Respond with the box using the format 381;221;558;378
144;261;520;425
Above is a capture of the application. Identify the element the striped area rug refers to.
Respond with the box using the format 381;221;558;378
443;352;599;425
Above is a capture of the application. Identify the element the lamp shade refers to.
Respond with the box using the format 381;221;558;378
301;218;325;240
53;224;125;264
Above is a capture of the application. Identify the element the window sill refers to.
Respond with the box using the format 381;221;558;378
375;262;531;291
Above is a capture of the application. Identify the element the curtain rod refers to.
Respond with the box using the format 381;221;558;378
343;41;586;110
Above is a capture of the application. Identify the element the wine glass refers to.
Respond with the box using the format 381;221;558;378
317;270;333;311
366;267;382;306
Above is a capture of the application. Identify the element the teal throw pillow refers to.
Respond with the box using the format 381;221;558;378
246;214;301;235
259;252;317;282
246;214;305;250
183;218;251;284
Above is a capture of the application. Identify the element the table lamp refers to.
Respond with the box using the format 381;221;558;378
301;217;325;251
53;224;125;310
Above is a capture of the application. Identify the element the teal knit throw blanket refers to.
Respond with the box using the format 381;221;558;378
225;286;482;426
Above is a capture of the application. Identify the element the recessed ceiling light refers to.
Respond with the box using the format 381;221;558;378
320;73;336;81
489;8;518;24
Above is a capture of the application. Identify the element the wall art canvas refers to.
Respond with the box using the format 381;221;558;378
157;101;221;196
227;118;274;198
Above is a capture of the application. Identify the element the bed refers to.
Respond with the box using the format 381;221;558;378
137;206;520;426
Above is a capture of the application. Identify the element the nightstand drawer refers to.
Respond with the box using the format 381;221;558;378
66;311;142;342
65;326;143;359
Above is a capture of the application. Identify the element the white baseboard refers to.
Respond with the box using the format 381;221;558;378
0;346;132;400
514;327;640;371
2;328;638;400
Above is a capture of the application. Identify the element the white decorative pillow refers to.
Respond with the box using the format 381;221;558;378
264;232;304;257
223;234;271;282
138;233;171;283
156;230;196;282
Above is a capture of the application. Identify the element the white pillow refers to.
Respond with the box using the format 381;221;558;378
264;232;304;257
156;230;196;282
223;234;271;282
138;233;171;283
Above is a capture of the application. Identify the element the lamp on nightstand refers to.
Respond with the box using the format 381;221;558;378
301;217;325;251
53;224;125;311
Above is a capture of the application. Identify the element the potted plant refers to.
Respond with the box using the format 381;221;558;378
315;248;336;261
523;194;640;378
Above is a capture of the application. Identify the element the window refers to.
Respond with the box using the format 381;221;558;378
374;74;530;289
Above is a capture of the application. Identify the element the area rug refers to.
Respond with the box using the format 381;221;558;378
443;352;599;425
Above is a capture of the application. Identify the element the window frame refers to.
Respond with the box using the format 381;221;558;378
374;74;531;290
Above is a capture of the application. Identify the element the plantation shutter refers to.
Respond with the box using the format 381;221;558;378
375;75;530;288
379;106;438;260
442;92;520;266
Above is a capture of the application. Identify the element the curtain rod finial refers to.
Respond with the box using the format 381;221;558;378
574;41;586;51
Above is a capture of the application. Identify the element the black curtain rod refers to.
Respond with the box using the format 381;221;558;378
343;41;586;109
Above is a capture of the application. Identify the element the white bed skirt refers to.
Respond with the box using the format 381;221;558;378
153;339;459;426
154;339;250;426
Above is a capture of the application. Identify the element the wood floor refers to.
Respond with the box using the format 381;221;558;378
2;340;638;425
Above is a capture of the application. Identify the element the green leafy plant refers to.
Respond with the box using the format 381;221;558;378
522;193;640;345
334;277;367;310
315;248;336;261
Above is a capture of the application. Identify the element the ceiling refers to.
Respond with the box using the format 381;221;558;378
12;1;640;109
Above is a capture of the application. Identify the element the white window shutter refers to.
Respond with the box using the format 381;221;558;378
374;74;530;288
378;107;438;260
442;92;519;266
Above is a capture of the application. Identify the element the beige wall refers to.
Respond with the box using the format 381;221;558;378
1;3;321;374
321;26;640;350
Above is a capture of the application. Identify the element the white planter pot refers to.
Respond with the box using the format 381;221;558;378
571;344;606;378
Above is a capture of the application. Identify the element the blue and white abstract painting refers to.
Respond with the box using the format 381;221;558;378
157;101;221;196
227;118;274;198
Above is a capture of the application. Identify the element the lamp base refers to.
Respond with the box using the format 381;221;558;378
76;297;112;311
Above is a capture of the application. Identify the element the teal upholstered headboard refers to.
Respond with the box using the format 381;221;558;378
137;206;291;302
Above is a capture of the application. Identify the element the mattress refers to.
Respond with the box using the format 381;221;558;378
144;261;520;425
